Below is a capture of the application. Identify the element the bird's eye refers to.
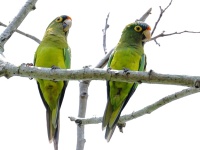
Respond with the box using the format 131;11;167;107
56;17;63;23
134;26;142;32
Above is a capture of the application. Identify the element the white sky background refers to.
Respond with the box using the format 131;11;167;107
1;0;200;149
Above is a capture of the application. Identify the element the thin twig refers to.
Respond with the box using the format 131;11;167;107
95;48;114;68
69;87;200;126
150;30;200;42
149;0;200;46
119;87;200;123
151;0;173;36
0;22;40;44
102;13;110;54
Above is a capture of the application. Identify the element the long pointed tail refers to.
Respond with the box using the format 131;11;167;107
46;109;60;150
105;124;117;142
53;117;60;150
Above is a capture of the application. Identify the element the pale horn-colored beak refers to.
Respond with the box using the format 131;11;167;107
63;18;72;32
142;27;151;42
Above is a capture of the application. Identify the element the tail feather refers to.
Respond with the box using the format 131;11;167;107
102;101;113;130
102;100;122;141
105;124;117;142
104;107;122;142
46;109;53;142
46;108;60;150
103;82;138;141
53;117;60;150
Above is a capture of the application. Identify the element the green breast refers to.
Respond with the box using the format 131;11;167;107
34;40;67;110
35;46;66;69
110;47;142;71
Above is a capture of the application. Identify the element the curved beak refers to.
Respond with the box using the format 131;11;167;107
63;18;72;32
142;26;151;42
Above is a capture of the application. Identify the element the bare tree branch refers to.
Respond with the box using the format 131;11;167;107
102;13;110;54
76;80;89;150
0;0;38;54
119;87;200;123
0;22;40;44
1;61;200;88
95;48;114;68
151;0;172;36
69;87;200;126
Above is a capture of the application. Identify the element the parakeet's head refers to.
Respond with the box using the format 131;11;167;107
46;15;72;35
121;21;151;45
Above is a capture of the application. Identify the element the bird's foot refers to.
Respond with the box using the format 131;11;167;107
25;63;34;67
148;69;154;76
51;65;60;70
107;67;111;72
83;65;91;69
123;68;129;73
123;67;130;75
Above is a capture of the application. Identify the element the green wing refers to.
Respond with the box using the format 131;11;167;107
138;54;147;71
64;47;71;69
33;51;37;66
107;50;115;67
104;53;147;142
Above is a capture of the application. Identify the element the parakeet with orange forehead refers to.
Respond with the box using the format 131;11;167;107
34;15;72;150
102;21;151;142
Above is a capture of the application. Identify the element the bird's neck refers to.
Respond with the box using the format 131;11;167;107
41;31;68;47
118;36;144;52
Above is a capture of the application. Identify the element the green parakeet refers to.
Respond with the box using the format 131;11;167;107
34;15;72;150
102;21;151;142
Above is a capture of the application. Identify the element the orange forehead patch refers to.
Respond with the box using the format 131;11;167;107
67;16;72;20
147;26;151;30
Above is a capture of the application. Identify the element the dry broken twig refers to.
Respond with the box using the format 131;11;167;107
102;13;110;54
136;8;152;22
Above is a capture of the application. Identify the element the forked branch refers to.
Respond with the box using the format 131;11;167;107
0;0;38;54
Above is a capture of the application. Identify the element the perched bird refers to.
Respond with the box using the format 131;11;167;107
102;21;151;142
34;15;72;150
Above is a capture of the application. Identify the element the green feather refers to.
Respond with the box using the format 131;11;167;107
64;47;71;69
102;21;151;142
34;15;71;150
